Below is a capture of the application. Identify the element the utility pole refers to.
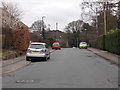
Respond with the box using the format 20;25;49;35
103;1;107;50
95;8;99;36
103;2;107;35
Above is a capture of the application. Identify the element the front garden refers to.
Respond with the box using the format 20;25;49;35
1;49;25;60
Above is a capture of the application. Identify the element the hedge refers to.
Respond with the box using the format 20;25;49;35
89;30;120;55
105;31;120;54
96;35;105;50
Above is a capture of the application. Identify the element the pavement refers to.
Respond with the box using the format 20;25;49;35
88;48;120;66
2;55;31;76
1;49;54;76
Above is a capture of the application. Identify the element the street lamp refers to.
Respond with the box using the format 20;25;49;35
77;38;78;48
42;16;46;39
48;24;51;31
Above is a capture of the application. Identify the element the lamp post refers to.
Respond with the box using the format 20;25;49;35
56;22;58;30
42;16;46;39
118;1;120;29
48;24;51;31
77;38;78;48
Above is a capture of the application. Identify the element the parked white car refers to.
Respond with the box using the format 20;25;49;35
26;42;50;61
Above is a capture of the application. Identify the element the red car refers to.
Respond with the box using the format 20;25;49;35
52;42;61;50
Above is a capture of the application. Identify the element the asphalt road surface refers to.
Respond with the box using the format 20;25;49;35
3;48;118;88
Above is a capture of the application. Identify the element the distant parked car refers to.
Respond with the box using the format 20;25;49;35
52;42;61;50
79;42;88;49
26;42;50;61
72;47;76;48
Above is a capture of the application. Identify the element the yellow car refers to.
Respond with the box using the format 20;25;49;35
79;42;88;49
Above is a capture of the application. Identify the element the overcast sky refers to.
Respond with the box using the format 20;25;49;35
2;0;84;31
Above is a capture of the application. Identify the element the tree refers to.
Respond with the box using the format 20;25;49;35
81;0;118;36
29;20;47;39
47;38;56;46
2;2;23;31
64;20;84;33
12;25;30;51
29;31;43;42
29;20;43;32
64;20;84;47
2;2;23;49
97;11;117;35
81;0;103;24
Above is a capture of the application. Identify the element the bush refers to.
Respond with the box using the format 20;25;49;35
107;29;120;34
2;50;24;60
15;53;20;57
2;51;16;60
16;50;24;55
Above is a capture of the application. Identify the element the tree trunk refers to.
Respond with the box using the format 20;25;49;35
3;29;13;49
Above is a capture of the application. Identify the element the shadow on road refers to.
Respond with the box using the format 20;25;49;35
30;59;49;63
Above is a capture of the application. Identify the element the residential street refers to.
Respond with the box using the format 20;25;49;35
1;0;120;89
2;48;118;88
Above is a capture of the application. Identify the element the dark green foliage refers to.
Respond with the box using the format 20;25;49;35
47;38;56;46
89;29;120;55
89;40;96;48
96;35;105;50
15;53;20;57
105;31;120;54
67;33;79;47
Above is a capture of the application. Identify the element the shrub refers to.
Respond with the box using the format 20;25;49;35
15;53;20;57
107;29;120;34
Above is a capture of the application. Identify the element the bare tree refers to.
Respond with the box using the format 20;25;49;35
29;20;47;35
64;20;84;33
29;20;43;32
2;2;23;49
2;2;23;31
81;0;118;35
81;0;118;24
